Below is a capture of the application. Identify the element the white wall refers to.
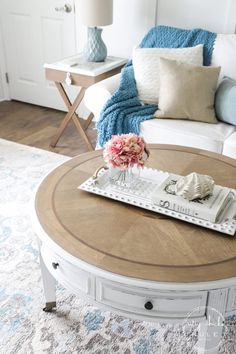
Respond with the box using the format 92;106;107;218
76;0;236;60
156;0;236;34
103;0;157;57
76;0;157;58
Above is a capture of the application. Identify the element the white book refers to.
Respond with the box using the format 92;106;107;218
151;173;232;223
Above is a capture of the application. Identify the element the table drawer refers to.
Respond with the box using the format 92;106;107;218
96;278;207;318
41;246;95;298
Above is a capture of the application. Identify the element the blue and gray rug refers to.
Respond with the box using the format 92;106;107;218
0;139;235;354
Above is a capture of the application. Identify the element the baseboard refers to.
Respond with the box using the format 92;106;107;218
0;97;8;102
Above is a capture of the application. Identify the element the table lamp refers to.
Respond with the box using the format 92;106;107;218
77;0;113;62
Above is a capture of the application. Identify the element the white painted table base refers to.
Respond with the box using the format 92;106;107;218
33;146;236;354
36;231;236;354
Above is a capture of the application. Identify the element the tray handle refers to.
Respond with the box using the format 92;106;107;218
92;165;108;181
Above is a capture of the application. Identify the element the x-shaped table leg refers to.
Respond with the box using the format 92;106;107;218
50;82;94;150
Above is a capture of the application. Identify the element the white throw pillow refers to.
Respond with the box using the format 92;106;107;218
133;45;203;104
211;34;236;81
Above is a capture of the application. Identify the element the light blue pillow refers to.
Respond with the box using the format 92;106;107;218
215;77;236;126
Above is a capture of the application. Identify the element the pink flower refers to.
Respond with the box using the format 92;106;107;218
103;134;149;169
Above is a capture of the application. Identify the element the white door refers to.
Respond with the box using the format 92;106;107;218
0;0;77;109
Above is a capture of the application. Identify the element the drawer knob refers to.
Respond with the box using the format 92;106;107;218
52;262;59;269
144;301;153;310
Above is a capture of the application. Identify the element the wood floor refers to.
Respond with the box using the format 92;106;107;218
0;100;97;157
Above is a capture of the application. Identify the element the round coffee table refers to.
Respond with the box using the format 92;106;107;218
33;145;236;354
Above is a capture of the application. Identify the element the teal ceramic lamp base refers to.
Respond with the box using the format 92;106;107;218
84;27;107;62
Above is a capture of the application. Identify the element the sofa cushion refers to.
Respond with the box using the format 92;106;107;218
140;119;236;154
132;45;203;104
223;132;236;159
84;73;120;119
215;77;236;126
155;58;220;123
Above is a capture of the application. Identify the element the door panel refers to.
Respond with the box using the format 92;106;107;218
12;13;38;84
0;0;77;109
41;18;65;64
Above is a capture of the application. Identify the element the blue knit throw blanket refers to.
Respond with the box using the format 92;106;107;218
97;26;217;147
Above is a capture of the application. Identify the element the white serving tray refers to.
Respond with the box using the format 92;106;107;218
79;167;236;236
44;54;127;76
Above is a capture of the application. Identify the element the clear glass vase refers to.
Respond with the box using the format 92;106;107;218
108;166;140;189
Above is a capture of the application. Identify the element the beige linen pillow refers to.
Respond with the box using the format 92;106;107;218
154;58;221;123
133;45;203;104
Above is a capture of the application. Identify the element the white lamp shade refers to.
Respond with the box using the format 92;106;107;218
77;0;113;27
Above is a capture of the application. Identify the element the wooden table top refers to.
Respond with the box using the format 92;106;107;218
35;145;236;283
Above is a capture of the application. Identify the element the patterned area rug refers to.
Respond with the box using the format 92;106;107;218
0;138;235;354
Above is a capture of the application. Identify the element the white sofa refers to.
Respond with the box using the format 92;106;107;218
84;34;236;159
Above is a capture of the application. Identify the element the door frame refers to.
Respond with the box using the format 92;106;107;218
0;20;10;101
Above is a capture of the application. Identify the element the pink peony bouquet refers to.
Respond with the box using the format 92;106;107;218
103;134;149;170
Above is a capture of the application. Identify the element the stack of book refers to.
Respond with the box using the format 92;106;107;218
151;173;232;223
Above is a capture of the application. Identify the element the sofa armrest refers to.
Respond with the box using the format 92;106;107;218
84;73;121;121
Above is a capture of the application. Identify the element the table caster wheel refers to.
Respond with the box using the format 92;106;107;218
43;301;56;312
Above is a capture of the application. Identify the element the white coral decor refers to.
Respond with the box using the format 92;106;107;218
175;172;215;201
